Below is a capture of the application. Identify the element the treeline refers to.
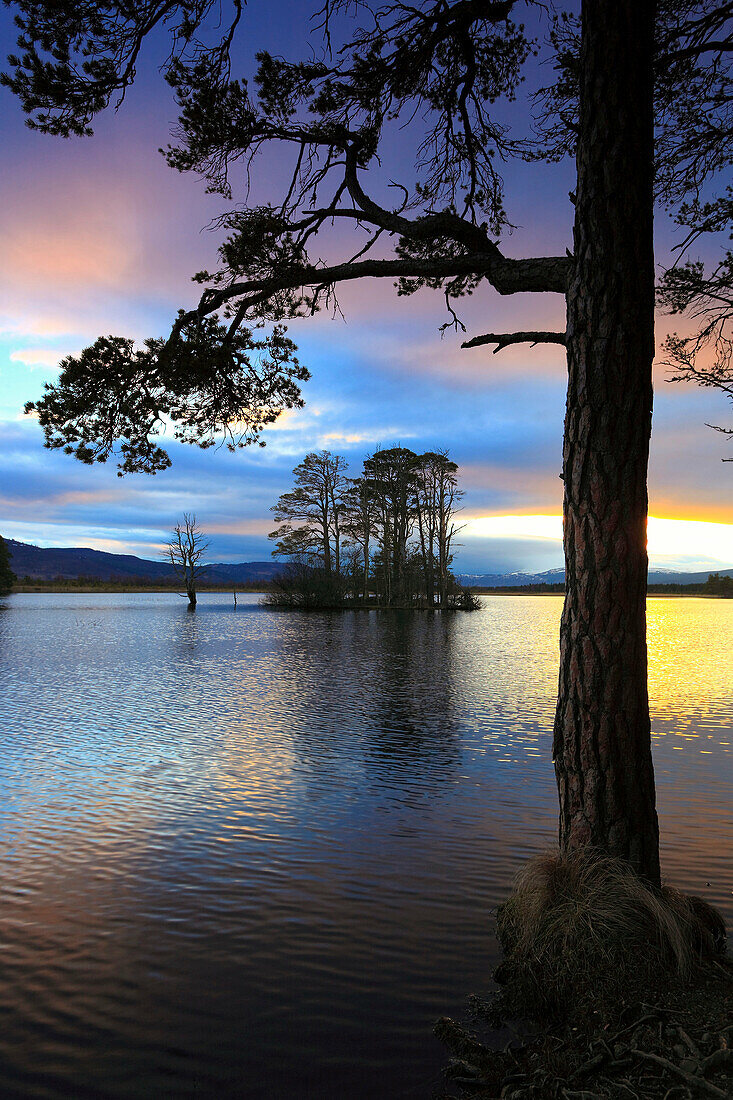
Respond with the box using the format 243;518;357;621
473;576;733;597
649;573;733;597
268;448;477;608
16;573;179;588
13;573;263;591
0;535;14;596
475;583;566;594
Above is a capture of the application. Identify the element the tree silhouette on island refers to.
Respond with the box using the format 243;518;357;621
268;447;471;607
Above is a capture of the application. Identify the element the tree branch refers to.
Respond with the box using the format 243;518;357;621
461;330;567;352
343;143;496;254
175;255;570;342
663;39;733;64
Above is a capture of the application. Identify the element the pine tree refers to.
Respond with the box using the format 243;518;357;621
0;536;16;596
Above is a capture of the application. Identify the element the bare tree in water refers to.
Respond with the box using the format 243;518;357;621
166;514;209;609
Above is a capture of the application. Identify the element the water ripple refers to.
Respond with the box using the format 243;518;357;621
0;592;729;1098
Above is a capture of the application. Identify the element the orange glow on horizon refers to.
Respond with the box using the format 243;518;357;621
465;513;733;564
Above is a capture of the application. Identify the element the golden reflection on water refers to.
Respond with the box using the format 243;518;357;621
643;599;732;917
647;598;732;744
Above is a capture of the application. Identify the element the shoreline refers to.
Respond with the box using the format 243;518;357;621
8;586;268;595
472;589;729;598
5;586;729;598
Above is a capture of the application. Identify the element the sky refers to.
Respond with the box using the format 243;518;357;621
1;3;732;575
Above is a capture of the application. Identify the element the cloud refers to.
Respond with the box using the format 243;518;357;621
320;429;417;446
462;513;733;572
206;519;275;537
466;514;563;541
0;112;228;352
9;346;74;370
299;295;568;390
458;534;564;575
0;77;730;574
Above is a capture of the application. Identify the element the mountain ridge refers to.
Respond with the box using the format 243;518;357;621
5;539;732;587
5;539;282;584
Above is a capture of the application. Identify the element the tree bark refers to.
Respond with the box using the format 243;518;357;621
554;0;660;884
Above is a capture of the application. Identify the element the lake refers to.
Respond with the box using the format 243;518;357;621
0;593;730;1098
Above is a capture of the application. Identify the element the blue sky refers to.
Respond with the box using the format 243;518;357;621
1;3;731;574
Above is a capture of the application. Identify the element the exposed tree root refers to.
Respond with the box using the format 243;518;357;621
436;986;733;1099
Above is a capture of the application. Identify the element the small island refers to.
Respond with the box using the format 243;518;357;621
265;447;480;609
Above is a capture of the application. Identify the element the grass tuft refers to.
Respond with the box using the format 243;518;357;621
495;847;727;1020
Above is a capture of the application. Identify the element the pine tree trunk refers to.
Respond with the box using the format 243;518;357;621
322;511;332;576
554;0;660;885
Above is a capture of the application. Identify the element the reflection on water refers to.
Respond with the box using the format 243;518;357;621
0;593;730;1099
646;600;732;909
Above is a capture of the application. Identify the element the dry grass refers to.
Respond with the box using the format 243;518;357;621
495;848;727;1019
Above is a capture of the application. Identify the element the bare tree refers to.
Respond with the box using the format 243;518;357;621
166;514;209;610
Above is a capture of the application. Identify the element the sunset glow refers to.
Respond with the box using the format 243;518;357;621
0;2;730;571
466;514;733;565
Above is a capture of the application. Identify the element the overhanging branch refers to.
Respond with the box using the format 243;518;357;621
173;254;570;343
461;330;567;352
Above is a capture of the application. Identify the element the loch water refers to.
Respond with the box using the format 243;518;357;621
0;593;730;1098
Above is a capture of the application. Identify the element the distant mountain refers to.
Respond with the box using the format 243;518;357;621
6;539;732;588
458;568;566;587
458;566;733;587
5;539;282;585
200;561;282;584
646;567;733;584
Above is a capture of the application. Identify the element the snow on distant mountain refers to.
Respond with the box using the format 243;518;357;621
458;568;565;586
458;566;733;586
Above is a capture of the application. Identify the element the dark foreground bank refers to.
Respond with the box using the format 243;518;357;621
437;962;732;1099
436;850;731;1099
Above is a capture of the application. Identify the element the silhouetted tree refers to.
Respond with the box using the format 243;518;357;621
269;447;464;606
413;457;439;607
414;451;464;608
166;514;209;609
270;451;350;576
656;8;732;455
0;536;16;595
363;448;420;605
541;5;733;458
264;558;348;608
660;256;733;458
5;0;730;880
342;478;379;601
